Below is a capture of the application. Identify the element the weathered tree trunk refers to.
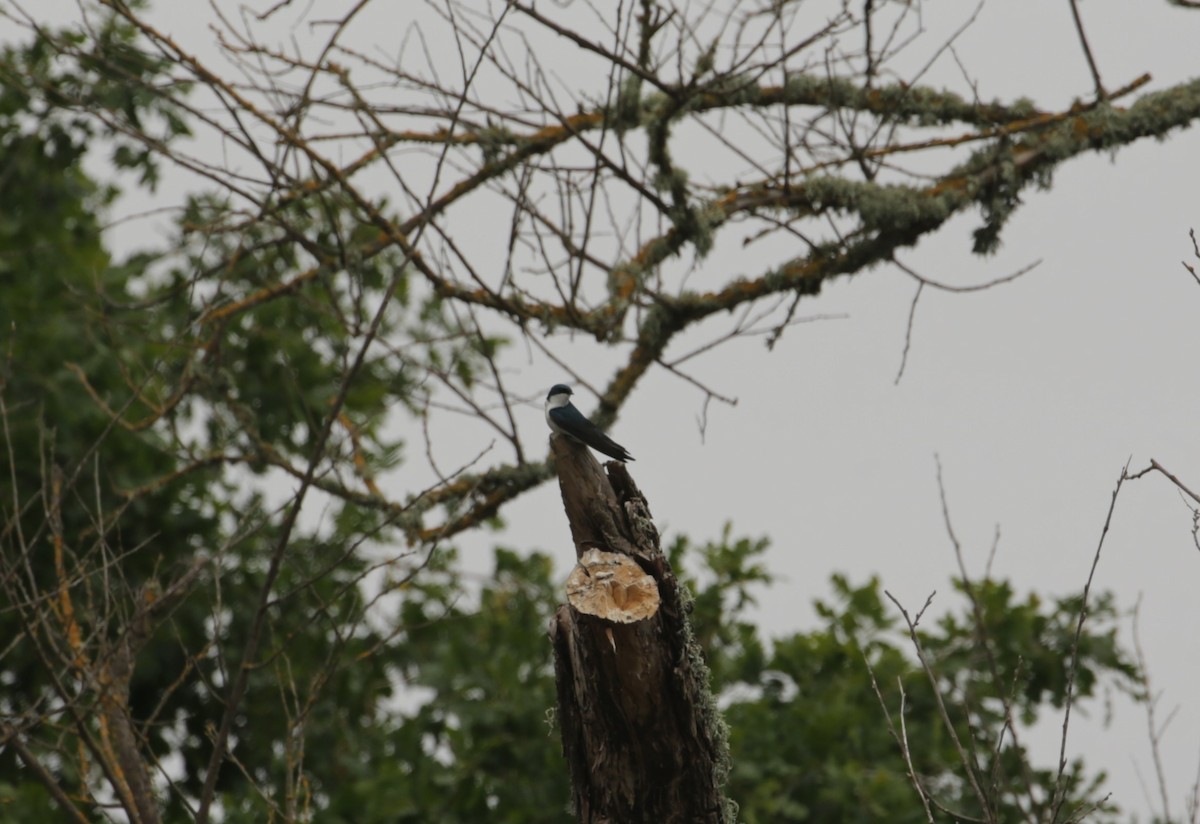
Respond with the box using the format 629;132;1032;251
549;434;733;824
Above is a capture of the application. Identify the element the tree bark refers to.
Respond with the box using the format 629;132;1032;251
549;434;733;824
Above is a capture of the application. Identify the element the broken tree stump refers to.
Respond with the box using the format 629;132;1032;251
548;434;733;824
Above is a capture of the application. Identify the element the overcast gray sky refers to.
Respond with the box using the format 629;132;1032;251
13;0;1200;818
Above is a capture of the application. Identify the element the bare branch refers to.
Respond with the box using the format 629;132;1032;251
1067;0;1107;99
1050;462;1129;821
1130;597;1175;822
885;588;997;822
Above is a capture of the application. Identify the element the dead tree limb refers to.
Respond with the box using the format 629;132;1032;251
548;435;733;823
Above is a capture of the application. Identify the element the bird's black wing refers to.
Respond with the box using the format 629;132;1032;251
548;406;635;462
587;430;635;463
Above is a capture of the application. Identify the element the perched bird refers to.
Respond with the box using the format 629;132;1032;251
544;384;635;462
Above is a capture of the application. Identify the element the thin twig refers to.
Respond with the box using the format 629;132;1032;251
935;457;1038;823
864;651;936;823
892;256;1042;294
1050;462;1129;821
2;727;92;824
885;589;996;821
1130;596;1174;822
897;678;938;824
1067;0;1106;99
1129;458;1200;507
895;281;922;384
1182;228;1200;285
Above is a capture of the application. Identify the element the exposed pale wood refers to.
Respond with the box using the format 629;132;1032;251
566;549;660;623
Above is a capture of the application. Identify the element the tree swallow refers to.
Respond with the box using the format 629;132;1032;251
545;384;634;462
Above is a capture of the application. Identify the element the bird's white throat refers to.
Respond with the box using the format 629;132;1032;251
544;392;571;435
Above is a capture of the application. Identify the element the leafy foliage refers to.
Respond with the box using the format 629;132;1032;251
673;533;1138;824
230;531;1135;823
0;17;464;822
